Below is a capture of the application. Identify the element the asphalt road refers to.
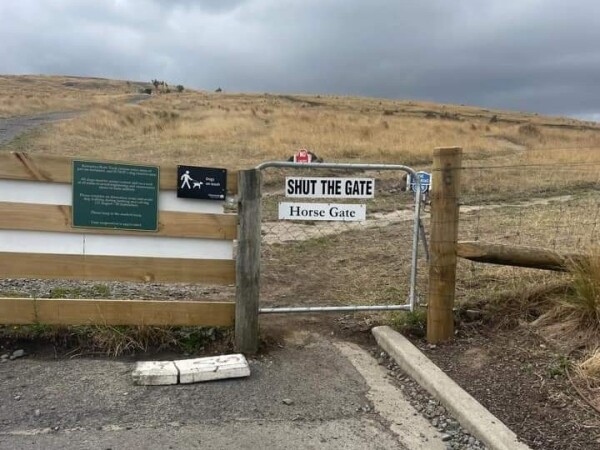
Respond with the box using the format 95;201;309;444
0;333;445;449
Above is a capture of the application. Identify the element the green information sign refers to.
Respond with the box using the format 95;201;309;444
72;160;159;231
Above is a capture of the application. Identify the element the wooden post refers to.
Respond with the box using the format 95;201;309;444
427;147;462;343
235;169;261;354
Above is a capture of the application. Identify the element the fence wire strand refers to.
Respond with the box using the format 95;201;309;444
258;167;428;311
458;146;600;305
256;146;599;314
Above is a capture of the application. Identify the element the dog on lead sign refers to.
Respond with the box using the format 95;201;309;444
177;165;227;201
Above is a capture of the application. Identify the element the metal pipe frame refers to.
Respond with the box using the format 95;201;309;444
256;160;423;313
259;304;412;314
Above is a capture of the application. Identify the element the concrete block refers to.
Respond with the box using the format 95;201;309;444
372;326;531;450
132;361;179;386
174;354;250;384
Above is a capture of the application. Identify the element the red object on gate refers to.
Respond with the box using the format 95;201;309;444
293;148;312;163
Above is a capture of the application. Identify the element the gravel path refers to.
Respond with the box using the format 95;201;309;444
0;278;234;301
372;348;488;450
0;111;80;146
0;94;149;147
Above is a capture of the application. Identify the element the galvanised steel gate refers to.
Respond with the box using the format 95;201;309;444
256;161;425;314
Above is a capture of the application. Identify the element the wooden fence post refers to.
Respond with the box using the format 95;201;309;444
427;147;462;343
235;169;261;354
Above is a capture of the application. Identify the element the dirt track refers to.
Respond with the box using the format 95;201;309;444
0;94;149;147
0;111;80;146
262;194;575;244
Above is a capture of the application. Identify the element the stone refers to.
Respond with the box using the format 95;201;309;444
1;354;9;360
12;349;25;358
34;409;41;417
132;361;178;385
282;398;294;406
465;309;483;320
442;434;452;442
174;354;250;384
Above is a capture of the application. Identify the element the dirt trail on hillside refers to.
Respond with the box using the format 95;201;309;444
0;94;149;147
262;194;574;244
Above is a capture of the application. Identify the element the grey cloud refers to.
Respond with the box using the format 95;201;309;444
1;0;599;118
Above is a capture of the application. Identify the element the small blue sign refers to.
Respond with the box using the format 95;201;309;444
410;171;431;193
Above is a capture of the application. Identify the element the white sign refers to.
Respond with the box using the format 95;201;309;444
285;177;375;199
279;202;366;221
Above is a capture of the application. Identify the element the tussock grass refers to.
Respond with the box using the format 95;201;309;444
0;75;149;117
578;349;600;384
532;249;600;334
564;250;600;326
0;323;229;357
5;76;598;168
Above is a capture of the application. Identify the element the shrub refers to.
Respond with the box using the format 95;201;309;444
518;123;542;138
565;249;600;327
176;85;184;93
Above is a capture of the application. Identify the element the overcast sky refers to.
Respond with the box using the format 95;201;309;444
1;0;599;120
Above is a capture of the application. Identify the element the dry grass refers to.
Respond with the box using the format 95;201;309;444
3;75;600;361
3;75;598;202
578;349;600;385
0;323;229;357
565;250;600;325
0;75;150;117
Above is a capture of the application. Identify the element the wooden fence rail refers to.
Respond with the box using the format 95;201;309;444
0;152;245;345
456;241;586;272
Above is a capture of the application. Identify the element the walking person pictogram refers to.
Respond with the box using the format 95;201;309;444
180;170;193;189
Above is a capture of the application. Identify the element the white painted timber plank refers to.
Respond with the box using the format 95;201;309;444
0;180;224;214
158;192;224;214
174;354;250;384
132;361;179;386
0;230;234;260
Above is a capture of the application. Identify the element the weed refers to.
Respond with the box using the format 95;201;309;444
176;328;220;354
0;322;230;357
546;355;570;378
521;362;534;374
49;287;83;298
390;309;427;337
91;284;111;298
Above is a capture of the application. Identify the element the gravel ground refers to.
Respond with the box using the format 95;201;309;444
419;327;600;450
371;348;488;450
0;278;234;301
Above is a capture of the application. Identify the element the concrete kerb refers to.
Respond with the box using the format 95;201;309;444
372;326;531;450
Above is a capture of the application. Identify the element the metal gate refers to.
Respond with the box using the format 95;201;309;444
256;161;425;314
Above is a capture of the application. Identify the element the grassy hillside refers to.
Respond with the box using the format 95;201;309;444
3;74;599;203
0;74;150;117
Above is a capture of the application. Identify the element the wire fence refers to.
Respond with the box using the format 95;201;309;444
456;146;600;304
256;146;600;312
